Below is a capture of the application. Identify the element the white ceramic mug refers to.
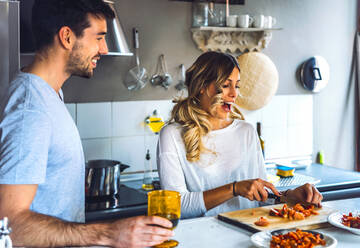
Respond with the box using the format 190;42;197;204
253;14;264;28
264;16;277;29
237;14;253;28
226;15;237;27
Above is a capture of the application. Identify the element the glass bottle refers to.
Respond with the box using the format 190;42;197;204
256;122;265;159
142;149;154;191
208;2;225;27
0;217;12;248
192;0;208;27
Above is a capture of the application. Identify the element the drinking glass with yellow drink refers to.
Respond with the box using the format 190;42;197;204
148;190;181;247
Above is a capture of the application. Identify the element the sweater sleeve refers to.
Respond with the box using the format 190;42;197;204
157;125;207;219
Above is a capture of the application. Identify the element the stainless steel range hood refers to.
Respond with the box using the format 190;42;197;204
104;0;133;56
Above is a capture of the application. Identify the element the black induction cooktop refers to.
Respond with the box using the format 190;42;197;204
86;185;148;211
85;185;148;222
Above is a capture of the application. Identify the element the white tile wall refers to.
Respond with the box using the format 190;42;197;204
242;95;313;159
112;136;147;172
112;101;147;137
287;96;313;126
241;108;263;128
70;95;313;172
261;95;288;128
77;102;112;139
82;138;112;160
262;126;287;158
112;100;174;137
287;124;313;157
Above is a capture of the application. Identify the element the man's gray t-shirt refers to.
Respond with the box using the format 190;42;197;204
0;72;85;222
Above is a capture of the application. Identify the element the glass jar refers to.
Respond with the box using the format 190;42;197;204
208;2;225;27
192;1;208;27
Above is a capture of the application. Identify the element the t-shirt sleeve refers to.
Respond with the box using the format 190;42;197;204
157;126;207;219
0;109;52;184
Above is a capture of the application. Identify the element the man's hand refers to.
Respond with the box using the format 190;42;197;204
235;178;280;202
285;183;323;207
104;215;174;248
0;184;173;248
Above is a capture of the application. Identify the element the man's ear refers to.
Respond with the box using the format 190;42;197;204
58;26;75;50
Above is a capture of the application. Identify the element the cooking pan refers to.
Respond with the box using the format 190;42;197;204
85;159;130;199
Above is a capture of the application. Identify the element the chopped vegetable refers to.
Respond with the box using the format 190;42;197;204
270;204;319;221
254;216;269;226
341;212;360;229
270;229;326;248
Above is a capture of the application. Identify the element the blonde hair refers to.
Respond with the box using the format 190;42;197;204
169;52;244;162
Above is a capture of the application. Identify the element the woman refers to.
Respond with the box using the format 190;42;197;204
157;51;322;219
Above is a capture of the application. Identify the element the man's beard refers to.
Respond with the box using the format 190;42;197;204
66;41;94;78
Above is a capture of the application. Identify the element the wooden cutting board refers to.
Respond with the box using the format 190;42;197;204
218;203;335;233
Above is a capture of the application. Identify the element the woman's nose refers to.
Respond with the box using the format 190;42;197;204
228;85;238;98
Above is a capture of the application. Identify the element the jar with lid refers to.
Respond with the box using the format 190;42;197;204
192;0;209;27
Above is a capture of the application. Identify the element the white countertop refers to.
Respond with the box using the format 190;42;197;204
173;198;360;248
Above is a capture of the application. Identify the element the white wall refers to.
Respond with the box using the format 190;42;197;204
66;95;313;173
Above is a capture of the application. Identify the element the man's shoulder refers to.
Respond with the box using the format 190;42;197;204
5;72;52;112
10;71;35;86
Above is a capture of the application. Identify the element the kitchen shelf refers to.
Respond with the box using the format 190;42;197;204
169;0;245;4
190;26;282;53
191;26;282;32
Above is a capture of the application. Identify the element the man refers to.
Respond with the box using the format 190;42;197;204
0;0;173;247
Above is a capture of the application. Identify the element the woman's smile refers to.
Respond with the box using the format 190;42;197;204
221;102;232;113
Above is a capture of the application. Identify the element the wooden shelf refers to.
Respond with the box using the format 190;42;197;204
169;0;245;5
190;27;282;53
191;26;282;32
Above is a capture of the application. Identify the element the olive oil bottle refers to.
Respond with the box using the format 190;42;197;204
142;149;154;191
256;122;265;158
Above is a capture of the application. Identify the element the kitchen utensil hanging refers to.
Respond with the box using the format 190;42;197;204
235;52;278;110
150;54;173;89
300;56;329;93
175;64;186;91
124;28;148;91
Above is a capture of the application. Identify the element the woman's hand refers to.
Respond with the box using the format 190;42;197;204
235;178;280;202
285;183;323;207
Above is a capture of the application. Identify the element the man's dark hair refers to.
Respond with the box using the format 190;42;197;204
32;0;115;52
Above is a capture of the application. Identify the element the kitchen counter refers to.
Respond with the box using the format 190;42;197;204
86;164;360;222
276;163;360;200
173;198;360;247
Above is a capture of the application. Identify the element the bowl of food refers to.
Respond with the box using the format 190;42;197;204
251;228;337;248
